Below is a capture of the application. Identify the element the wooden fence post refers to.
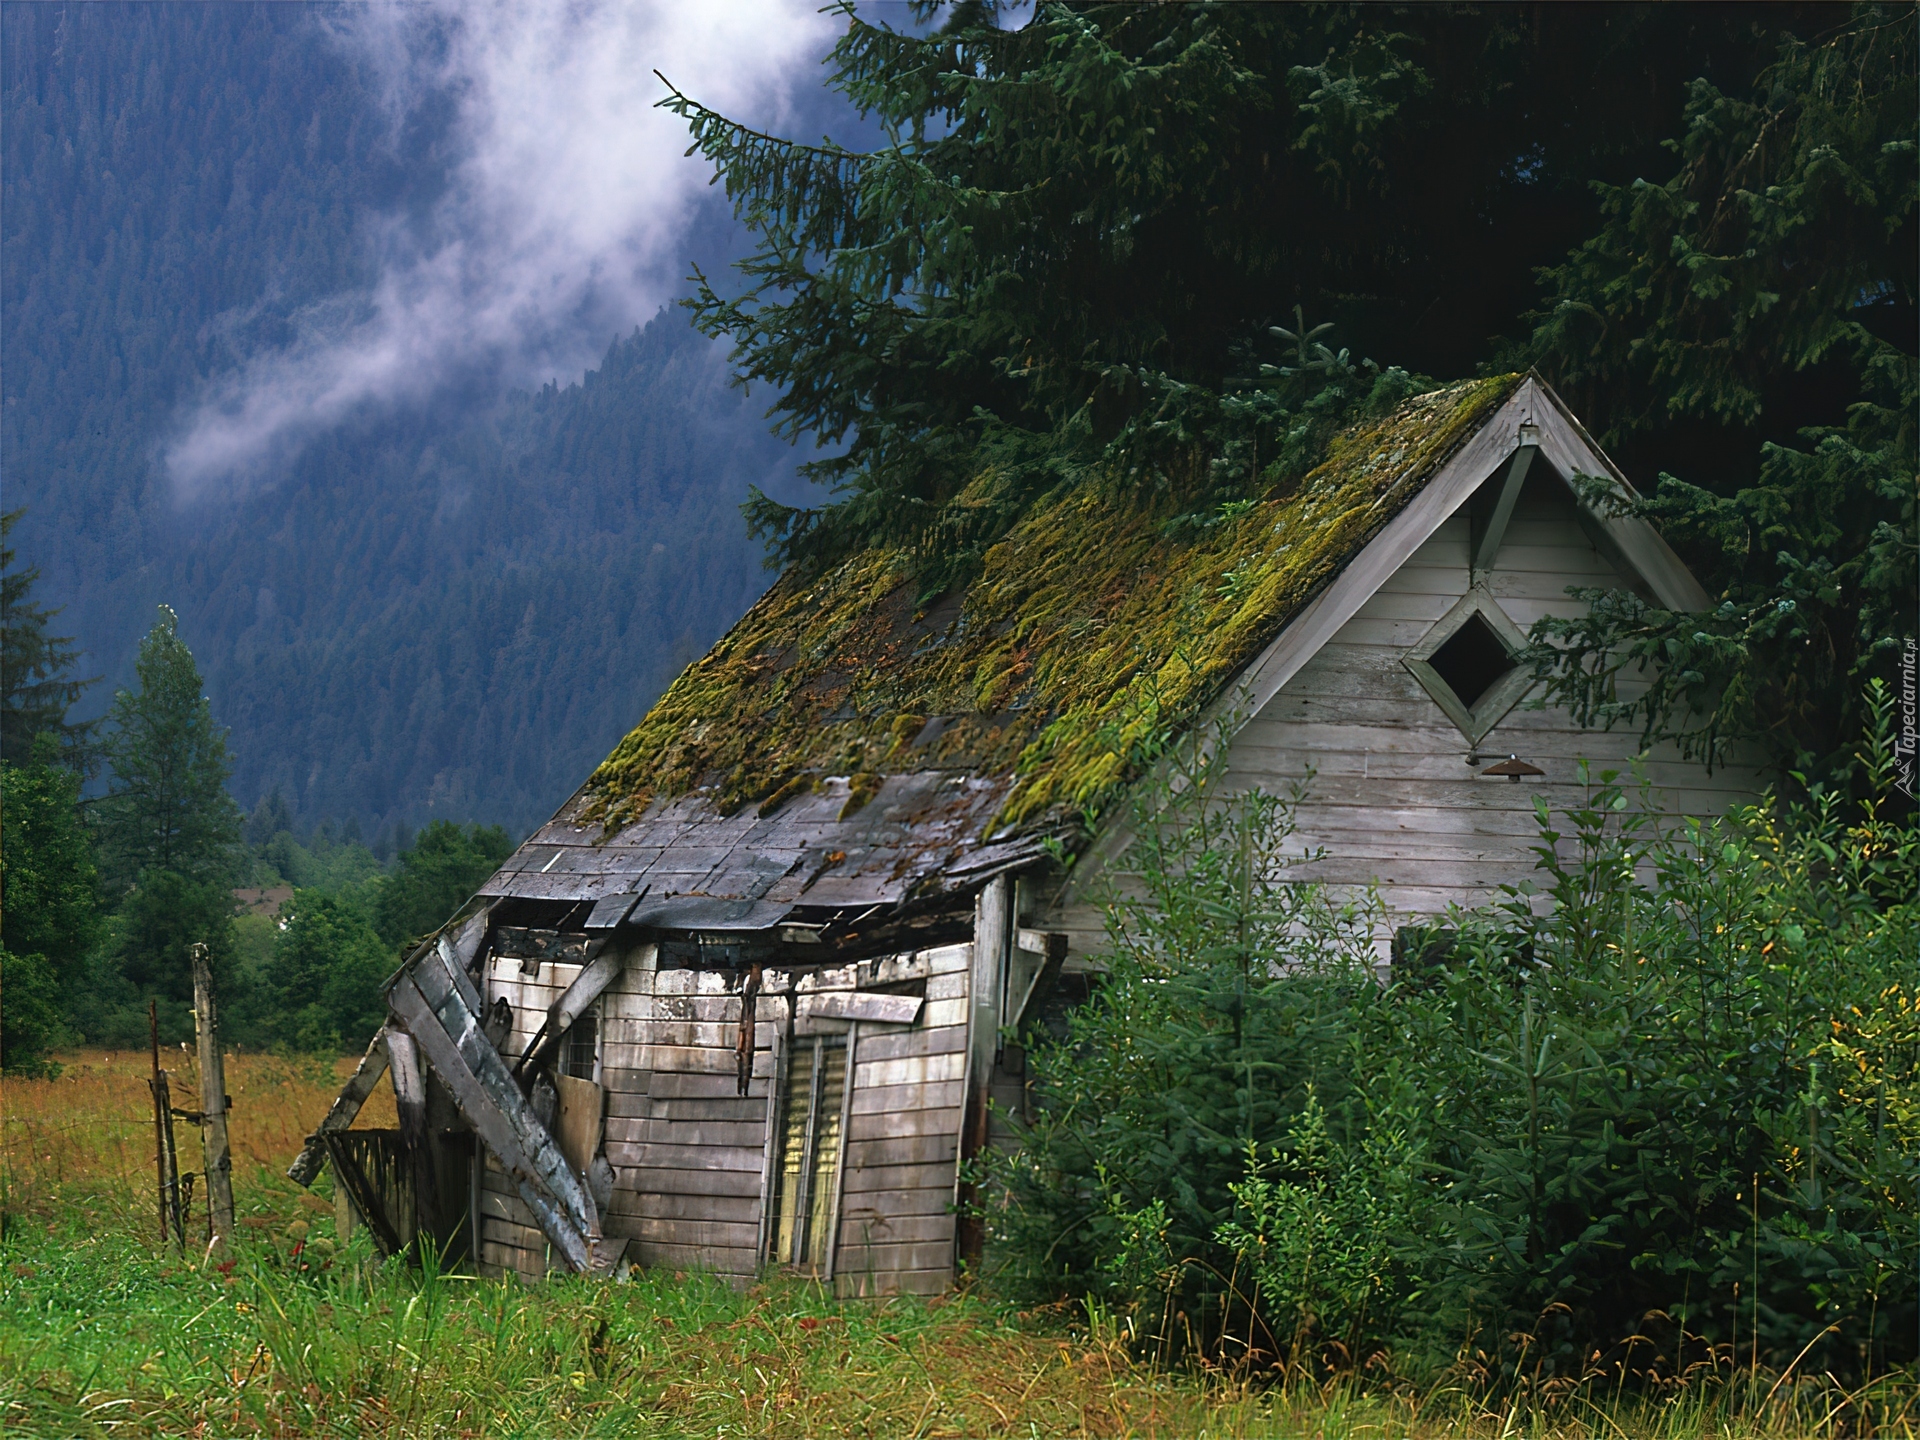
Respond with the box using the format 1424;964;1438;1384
190;944;235;1255
148;999;171;1244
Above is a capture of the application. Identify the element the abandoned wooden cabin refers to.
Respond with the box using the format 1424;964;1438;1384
290;372;1761;1292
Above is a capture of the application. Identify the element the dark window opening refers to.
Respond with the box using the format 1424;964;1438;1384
1391;925;1457;986
563;1008;597;1081
767;1036;847;1270
1429;613;1516;710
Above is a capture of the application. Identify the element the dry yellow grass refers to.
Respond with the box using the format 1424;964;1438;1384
0;1047;393;1202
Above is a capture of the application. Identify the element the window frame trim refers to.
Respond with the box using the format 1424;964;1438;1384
560;998;603;1085
1402;586;1537;746
760;1027;855;1277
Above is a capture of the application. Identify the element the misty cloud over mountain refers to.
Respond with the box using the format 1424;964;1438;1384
2;3;844;839
164;1;834;499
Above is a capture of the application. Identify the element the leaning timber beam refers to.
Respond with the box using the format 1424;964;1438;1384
386;934;609;1273
286;903;495;1189
287;1026;391;1187
513;941;622;1078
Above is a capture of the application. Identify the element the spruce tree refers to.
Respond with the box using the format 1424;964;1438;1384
0;510;98;767
1523;12;1916;774
95;605;243;892
670;1;1911;779
1;742;102;1073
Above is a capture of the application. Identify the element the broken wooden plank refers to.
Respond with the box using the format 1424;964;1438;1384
448;903;494;967
386;1028;438;1236
584;891;642;930
287;1025;391;1188
324;1132;405;1257
436;934;485;1015
1006;930;1068;1033
857;951;931;987
796;991;923;1025
553;1073;602;1180
514;941;623;1076
494;927;590;966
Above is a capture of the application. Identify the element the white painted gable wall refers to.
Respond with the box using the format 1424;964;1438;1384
1036;456;1765;960
1223;469;1763;923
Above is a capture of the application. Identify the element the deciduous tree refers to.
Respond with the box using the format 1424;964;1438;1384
373;820;512;949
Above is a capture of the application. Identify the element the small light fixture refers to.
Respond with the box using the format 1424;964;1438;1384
1478;755;1545;783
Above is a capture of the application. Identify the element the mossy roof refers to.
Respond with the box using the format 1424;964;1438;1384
584;374;1521;847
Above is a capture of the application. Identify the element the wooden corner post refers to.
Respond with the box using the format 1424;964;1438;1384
190;944;235;1254
956;874;1011;1268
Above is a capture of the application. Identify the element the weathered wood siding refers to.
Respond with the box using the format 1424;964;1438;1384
473;940;972;1294
1041;473;1764;953
603;956;780;1280
833;940;970;1297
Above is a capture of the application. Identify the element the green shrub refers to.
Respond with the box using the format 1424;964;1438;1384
985;730;1383;1350
988;686;1916;1382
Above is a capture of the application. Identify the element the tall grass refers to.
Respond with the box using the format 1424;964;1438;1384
3;1051;1905;1437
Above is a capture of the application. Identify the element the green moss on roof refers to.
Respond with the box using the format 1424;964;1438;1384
588;375;1521;834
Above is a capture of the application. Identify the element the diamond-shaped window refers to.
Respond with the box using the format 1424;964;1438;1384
1404;590;1535;745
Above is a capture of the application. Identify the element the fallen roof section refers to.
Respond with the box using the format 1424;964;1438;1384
480;768;1058;913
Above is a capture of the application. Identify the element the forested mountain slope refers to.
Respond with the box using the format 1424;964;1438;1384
1;4;787;840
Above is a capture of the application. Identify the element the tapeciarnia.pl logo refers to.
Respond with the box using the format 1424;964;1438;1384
1898;636;1917;800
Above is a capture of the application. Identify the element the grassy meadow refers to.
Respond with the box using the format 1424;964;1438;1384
1;1050;1910;1439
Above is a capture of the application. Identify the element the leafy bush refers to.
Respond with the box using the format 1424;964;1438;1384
988;686;1916;1382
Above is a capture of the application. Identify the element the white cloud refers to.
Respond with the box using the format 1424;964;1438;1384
164;0;837;500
